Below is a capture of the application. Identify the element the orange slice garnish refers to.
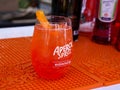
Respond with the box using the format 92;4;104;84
36;10;51;28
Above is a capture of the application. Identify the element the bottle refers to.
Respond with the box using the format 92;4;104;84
115;29;120;51
83;0;96;22
111;0;120;45
79;0;96;38
111;22;120;45
52;0;83;41
115;0;120;51
92;0;118;44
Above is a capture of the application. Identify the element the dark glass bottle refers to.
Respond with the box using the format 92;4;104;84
52;0;83;41
92;0;118;44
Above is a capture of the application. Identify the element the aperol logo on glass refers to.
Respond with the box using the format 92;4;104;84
53;42;72;59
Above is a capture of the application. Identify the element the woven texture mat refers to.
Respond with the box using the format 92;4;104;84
73;36;120;86
0;36;120;89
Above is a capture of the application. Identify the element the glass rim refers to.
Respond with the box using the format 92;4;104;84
36;15;71;24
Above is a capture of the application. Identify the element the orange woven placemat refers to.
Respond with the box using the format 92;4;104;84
72;36;120;86
0;37;102;90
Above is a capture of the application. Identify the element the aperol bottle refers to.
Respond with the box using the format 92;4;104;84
92;0;118;44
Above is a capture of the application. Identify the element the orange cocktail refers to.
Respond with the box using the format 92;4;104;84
32;16;73;79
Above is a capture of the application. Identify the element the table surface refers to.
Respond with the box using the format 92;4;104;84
0;26;120;90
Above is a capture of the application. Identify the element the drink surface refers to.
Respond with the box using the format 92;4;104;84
32;24;73;79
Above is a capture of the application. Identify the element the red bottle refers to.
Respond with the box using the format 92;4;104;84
83;0;96;22
115;0;120;51
111;0;120;45
111;22;120;45
116;0;120;22
79;0;96;38
115;29;120;51
92;0;118;44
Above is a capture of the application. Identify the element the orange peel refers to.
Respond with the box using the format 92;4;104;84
36;10;51;28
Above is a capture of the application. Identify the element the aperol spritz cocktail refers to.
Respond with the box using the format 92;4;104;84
32;16;73;79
